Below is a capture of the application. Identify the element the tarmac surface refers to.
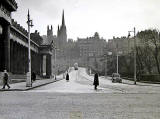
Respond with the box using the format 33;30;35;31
0;68;160;119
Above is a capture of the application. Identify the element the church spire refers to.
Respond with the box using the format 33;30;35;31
62;9;65;26
57;25;59;36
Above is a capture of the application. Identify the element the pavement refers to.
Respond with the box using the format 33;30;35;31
0;74;65;91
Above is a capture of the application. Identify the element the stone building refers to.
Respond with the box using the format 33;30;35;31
0;0;53;78
107;36;135;55
42;10;68;74
77;32;107;67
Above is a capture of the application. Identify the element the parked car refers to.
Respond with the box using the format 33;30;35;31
112;73;122;83
74;63;78;70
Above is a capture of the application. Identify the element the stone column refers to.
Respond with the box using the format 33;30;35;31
12;42;16;74
40;54;43;76
46;54;51;78
23;47;25;74
0;27;4;71
14;42;18;73
19;45;23;74
16;43;19;73
3;24;10;72
38;54;41;75
10;40;14;73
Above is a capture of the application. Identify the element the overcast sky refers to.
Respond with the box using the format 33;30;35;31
12;0;160;40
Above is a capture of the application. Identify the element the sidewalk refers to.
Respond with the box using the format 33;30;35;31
101;76;160;86
0;75;64;91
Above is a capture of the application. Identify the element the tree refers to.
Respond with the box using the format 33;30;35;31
137;29;160;74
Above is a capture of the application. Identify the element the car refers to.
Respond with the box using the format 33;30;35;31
112;73;122;83
74;63;78;70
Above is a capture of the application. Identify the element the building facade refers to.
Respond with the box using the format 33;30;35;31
77;32;107;67
0;0;53;78
107;36;135;55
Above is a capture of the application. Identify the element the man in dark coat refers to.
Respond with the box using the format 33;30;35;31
31;72;36;82
2;70;10;89
93;73;99;90
66;73;69;81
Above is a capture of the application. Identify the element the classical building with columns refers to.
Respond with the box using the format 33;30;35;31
0;0;53;78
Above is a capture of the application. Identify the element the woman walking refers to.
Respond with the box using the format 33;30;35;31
66;73;69;82
93;73;99;90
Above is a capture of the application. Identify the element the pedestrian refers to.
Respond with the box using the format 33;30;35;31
93;73;99;90
31;72;36;82
66;73;69;82
2;70;10;89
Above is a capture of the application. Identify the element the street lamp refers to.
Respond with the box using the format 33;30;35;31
104;52;112;76
113;38;119;74
26;10;33;87
116;50;119;74
128;27;137;85
54;47;57;80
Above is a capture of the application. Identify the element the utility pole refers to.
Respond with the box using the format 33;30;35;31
116;39;119;74
54;47;57;80
104;54;107;76
26;10;33;87
117;52;118;74
128;27;136;85
133;27;136;85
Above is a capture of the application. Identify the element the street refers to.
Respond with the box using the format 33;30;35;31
1;0;160;118
0;68;160;119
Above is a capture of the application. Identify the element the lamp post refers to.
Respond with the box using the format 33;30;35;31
128;27;136;85
113;38;119;74
54;47;57;80
26;10;33;87
104;52;112;76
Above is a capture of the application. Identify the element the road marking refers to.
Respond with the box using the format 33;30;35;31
70;111;82;119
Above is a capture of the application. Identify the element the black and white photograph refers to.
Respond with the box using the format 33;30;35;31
0;0;160;118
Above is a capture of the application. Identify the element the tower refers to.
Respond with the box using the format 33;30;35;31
57;25;59;37
47;25;53;37
58;10;67;49
47;25;54;44
62;10;65;26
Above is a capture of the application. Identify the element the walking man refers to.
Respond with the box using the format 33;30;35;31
93;73;99;90
2;70;10;89
31;72;36;82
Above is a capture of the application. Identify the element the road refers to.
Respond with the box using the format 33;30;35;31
30;67;117;93
0;67;160;119
31;67;160;94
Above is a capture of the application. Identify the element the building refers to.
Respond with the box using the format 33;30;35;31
0;0;53;78
107;36;135;55
77;32;107;67
42;10;68;74
78;32;106;57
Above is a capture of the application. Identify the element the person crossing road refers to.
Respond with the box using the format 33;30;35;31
93;73;99;90
66;73;69;82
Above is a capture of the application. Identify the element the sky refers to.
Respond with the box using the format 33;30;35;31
12;0;160;41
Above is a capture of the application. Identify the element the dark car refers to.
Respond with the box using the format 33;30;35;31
112;73;122;83
74;63;78;70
